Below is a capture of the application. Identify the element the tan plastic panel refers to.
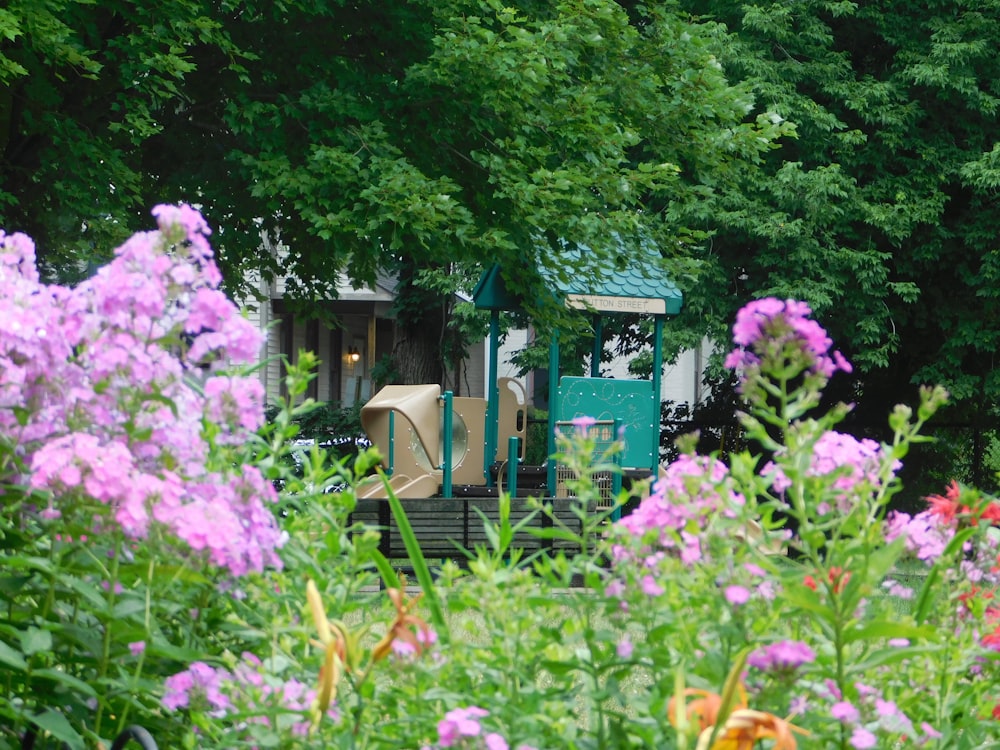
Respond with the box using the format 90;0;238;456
361;385;441;473
495;377;527;461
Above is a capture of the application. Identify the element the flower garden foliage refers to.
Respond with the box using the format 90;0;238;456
2;210;1000;749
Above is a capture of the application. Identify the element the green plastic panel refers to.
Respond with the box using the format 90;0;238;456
556;376;656;468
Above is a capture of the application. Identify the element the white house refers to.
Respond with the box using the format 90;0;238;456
239;236;709;414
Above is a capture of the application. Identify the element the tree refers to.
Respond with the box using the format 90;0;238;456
0;0;247;272
670;0;1000;448
1;0;790;384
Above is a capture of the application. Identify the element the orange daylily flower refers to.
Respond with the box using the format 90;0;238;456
706;707;808;750
371;574;433;662
669;686;747;733
306;579;348;717
669;685;807;750
305;575;434;728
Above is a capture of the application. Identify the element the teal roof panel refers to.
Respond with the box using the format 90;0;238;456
473;234;683;316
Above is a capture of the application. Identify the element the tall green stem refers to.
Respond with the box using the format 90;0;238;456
93;536;122;737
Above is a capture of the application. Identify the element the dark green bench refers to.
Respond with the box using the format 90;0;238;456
350;496;598;562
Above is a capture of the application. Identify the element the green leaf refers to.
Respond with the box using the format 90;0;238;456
848;645;940;673
112;597;147;620
368;548;400;590
0;638;27;670
778;587;837;621
384;473;448;638
843;619;933;644
19;627;52;656
30;709;84;750
33;668;98;697
911;564;941;626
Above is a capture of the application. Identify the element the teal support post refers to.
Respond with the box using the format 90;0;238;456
441;390;454;498
591;314;602;377
546;330;560;497
650;317;664;477
506;436;520;497
611;418;623;521
484;310;501;486
387;410;395;476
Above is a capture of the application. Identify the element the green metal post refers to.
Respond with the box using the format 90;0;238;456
441;390;453;498
506;436;520;497
546;330;560;497
651;316;664;477
484;310;501;485
591;314;602;377
611;418;623;521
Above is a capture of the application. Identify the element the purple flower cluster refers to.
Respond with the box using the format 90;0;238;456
437;706;489;747
1;205;283;577
431;706;537;750
724;297;852;381
164;654;331;736
163;661;231;714
747;640;815;673
883;510;952;562
765;430;899;511
822;680;942;748
614;454;745;565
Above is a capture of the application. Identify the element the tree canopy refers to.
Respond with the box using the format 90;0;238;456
670;0;1000;420
3;0;999;423
0;0;788;380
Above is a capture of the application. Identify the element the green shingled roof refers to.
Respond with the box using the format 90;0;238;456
473;235;682;315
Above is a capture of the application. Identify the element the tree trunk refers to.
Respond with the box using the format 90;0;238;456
393;318;446;385
391;259;449;386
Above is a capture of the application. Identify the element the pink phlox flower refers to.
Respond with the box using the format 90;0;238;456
604;579;625;598
747;640;815;672
203;375;266;438
854;682;877;697
831;701;859;723
29;433;135;505
875;698;914;734
615;455;744;559
725;297;852;379
617;637;634;659
881;579;913;600
640;574;664;597
724;585;751;606
152;203;214;265
162;662;231;714
849;727;877;749
187;316;264;367
743;562;767;577
680;530;702;565
884;510;951;562
767;431;898;503
437;706;489;747
0;229;39;281
919;722;942;741
185;287;234;334
485;733;508;750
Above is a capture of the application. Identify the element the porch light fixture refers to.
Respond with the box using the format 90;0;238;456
347;346;361;364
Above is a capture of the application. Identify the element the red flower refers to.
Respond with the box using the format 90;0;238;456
803;568;850;594
926;480;964;525
981;502;1000;524
827;567;850;594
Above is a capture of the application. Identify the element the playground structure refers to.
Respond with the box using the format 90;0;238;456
356;240;683;504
